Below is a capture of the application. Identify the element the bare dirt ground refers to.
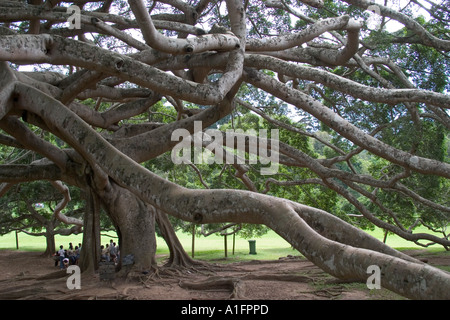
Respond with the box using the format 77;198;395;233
0;249;448;301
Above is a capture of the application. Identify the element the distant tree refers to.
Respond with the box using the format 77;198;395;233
0;181;83;256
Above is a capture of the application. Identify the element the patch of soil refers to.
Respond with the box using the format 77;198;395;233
0;249;448;301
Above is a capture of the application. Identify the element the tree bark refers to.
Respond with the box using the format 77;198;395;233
43;229;56;257
98;182;157;273
78;186;101;273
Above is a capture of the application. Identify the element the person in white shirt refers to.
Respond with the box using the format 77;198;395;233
57;245;65;269
109;242;117;264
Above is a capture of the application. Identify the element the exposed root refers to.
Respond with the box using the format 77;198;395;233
161;257;220;275
300;287;345;299
121;264;189;288
242;273;316;283
160;259;218;276
179;276;247;299
36;270;68;280
0;285;49;300
178;270;321;300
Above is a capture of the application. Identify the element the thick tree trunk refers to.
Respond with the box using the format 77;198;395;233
43;230;55;257
99;182;157;273
79;186;101;273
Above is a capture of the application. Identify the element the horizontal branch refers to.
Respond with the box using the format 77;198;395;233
0;116;69;171
109;99;234;163
267;0;324;8
68;95;161;130
245;54;450;109
0;35;237;105
246;16;352;52
0;164;62;184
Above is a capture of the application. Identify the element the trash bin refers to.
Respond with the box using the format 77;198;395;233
248;240;257;255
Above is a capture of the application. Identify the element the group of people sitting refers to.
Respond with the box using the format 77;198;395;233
52;240;119;269
53;243;81;269
101;240;119;264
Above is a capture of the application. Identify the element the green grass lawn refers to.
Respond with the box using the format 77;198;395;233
0;225;444;262
0;230;297;261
